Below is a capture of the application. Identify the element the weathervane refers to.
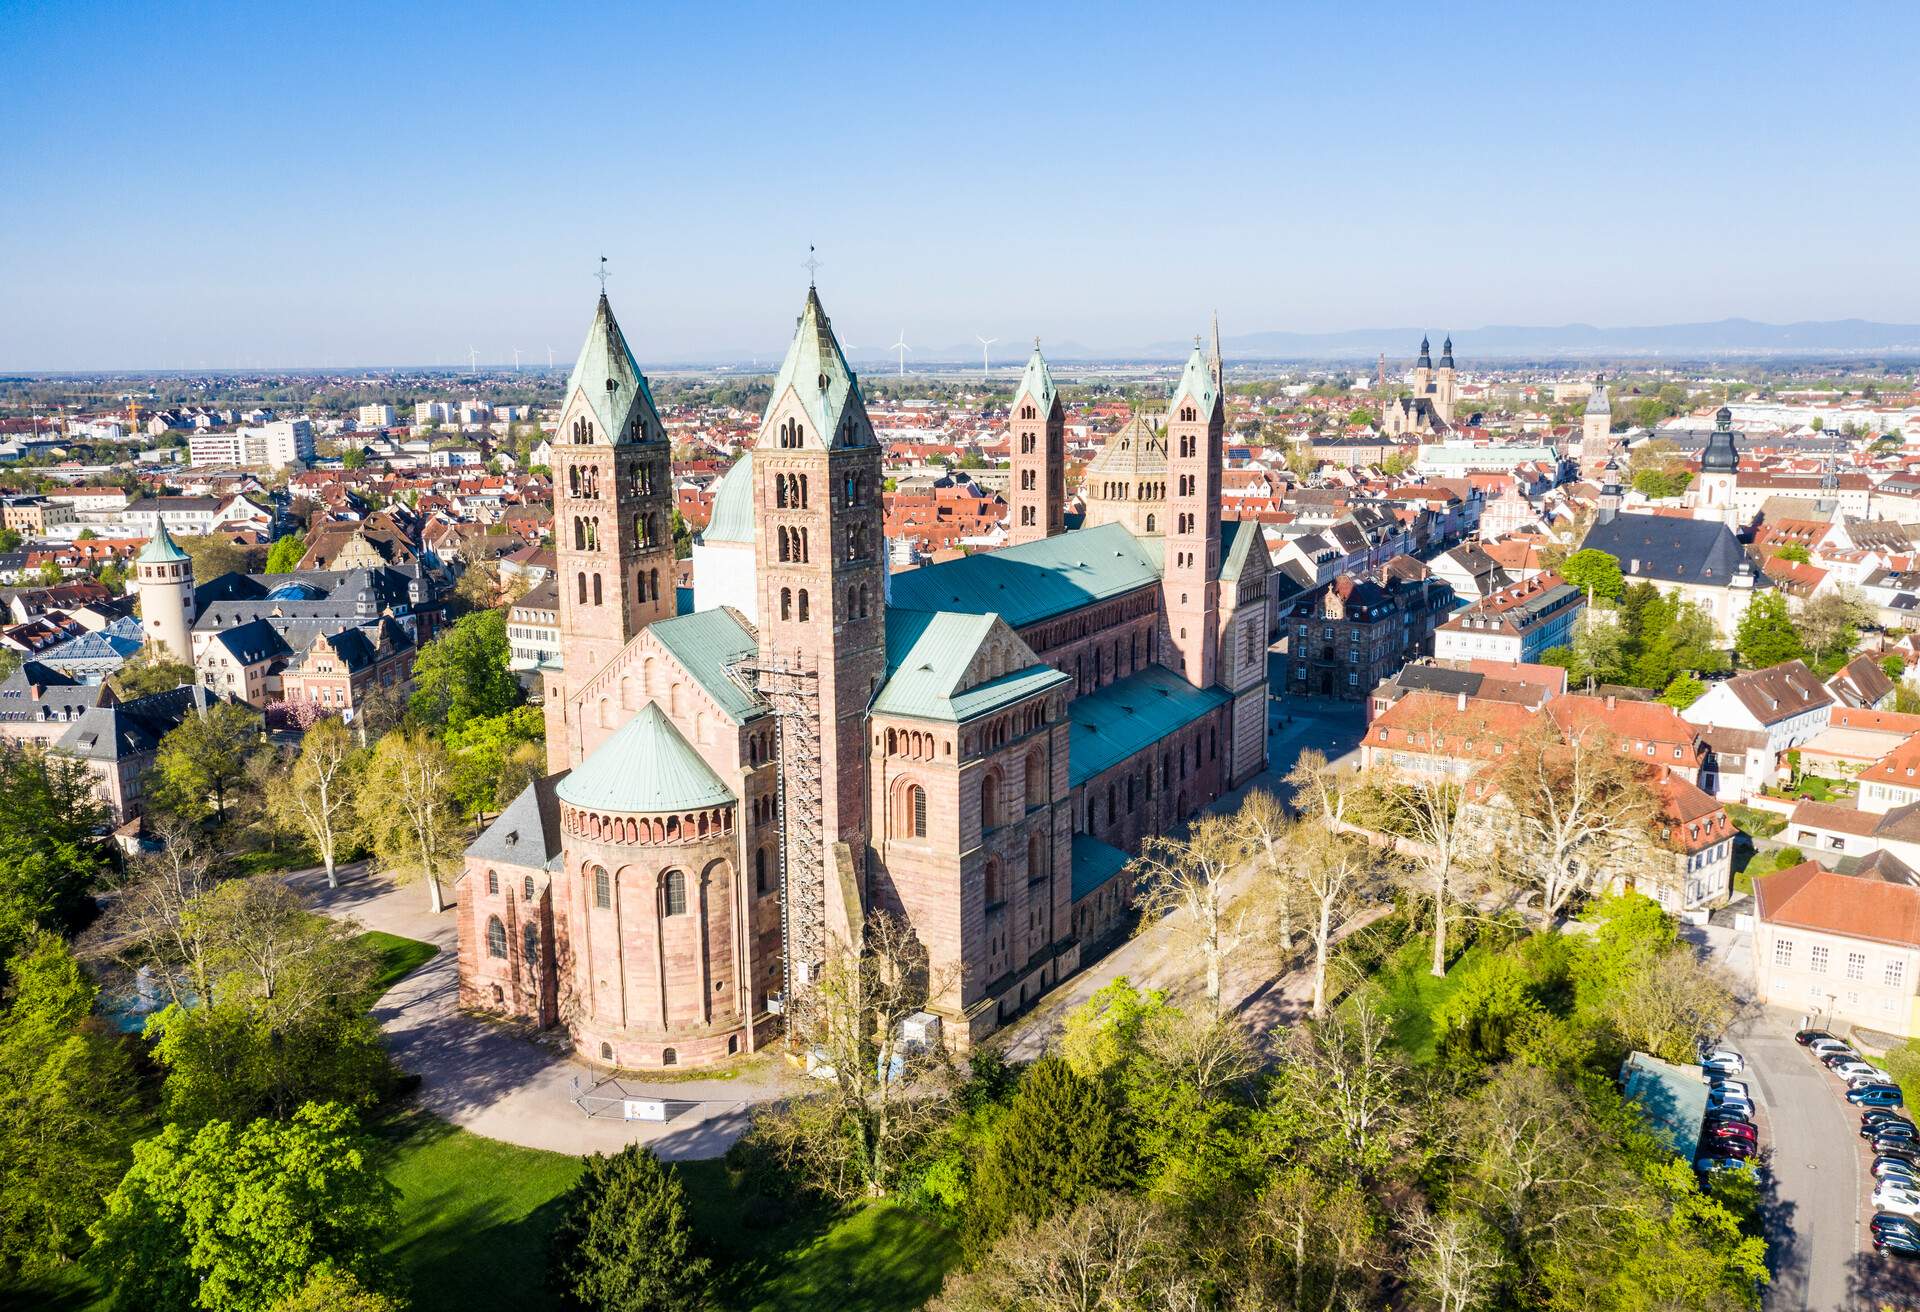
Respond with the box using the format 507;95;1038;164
595;256;611;292
803;245;821;287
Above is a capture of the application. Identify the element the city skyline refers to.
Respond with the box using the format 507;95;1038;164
4;0;1917;370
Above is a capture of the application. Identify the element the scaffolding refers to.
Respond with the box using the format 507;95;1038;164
727;654;824;1018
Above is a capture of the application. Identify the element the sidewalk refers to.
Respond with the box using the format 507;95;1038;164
290;864;800;1160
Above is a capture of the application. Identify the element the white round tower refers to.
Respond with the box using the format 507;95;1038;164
135;520;195;664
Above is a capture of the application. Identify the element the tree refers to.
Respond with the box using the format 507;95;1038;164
1886;654;1909;683
360;729;460;914
109;646;197;698
1483;722;1659;918
409;609;518;729
1348;408;1380;429
1274;997;1408;1177
547;1145;709;1312
968;1056;1134;1245
268;1269;403;1312
148;702;267;824
1774;542;1811;564
1364;762;1468;978
262;533;306;574
0;526;19;553
669;509;692;559
270;718;363;888
1795;584;1875;670
932;1193;1172;1312
179;534;248;583
1402;1208;1503;1312
1734;591;1802;669
1382;448;1415;476
443;705;545;817
1284;824;1385;1017
88;1102;398;1312
0;741;109;957
1129;814;1249;1012
0;933;139;1278
1659;673;1707;708
1283;441;1317;483
1565;608;1627;689
1558;548;1624;602
115;819;218;1008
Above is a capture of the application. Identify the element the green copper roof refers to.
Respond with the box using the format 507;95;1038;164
1170;340;1219;417
565;292;663;445
888;522;1161;630
1011;346;1058;417
649;607;763;724
1067;664;1229;788
556;703;734;814
701;452;755;545
874;609;1069;722
1219;519;1270;583
138;519;189;565
760;287;869;450
1070;833;1132;902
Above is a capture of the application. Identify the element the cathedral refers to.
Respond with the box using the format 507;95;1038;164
456;284;1271;1069
1380;335;1457;438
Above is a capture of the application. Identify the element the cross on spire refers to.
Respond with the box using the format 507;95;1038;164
803;245;821;287
595;256;611;292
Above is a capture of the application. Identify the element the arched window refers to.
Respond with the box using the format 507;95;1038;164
797;590;810;621
1029;833;1045;881
980;774;999;830
778;525;790;561
522;924;539;964
985;859;1002;905
662;870;687;917
577;572;587;603
780;588;792;621
1145;513;1155;532
907;785;927;838
650;568;659;602
593;867;610;909
662;1047;678;1066
485;916;507;958
600;1042;612;1061
1026;752;1046;807
755;848;770;896
486;869;499;895
523;875;535;901
593;573;603;606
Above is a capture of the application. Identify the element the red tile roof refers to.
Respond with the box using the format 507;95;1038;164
1756;861;1920;949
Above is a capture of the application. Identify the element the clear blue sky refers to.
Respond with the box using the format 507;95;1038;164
4;0;1916;370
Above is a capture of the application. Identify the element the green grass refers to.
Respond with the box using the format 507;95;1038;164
1725;803;1787;839
355;930;439;997
378;1112;959;1312
1361;937;1488;1064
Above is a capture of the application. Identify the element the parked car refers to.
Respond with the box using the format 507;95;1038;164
1700;1048;1745;1075
1695;1154;1747;1175
1875;1227;1920;1257
1874;1132;1920;1156
1823;1049;1865;1068
1864;1115;1918;1140
1810;1038;1853;1058
1836;1060;1891;1080
1873;1211;1920;1238
1707;1078;1751;1100
1797;1029;1837;1046
1708;1121;1758;1143
1876;1158;1920;1184
1709;1094;1756;1118
1852;1084;1907;1108
1874;1183;1920;1216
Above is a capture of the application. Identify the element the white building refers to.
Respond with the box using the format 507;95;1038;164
414;401;457;427
189;419;314;470
358;404;397;430
1681;661;1834;764
1754;860;1920;1037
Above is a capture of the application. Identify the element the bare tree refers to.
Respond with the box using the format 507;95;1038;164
1402;1208;1503;1312
1132;814;1250;1014
114;819;218;1006
931;1192;1166;1312
774;909;957;1199
1278;996;1408;1175
1284;747;1352;825
1283;823;1387;1018
1138;1007;1264;1103
271;716;363;889
183;876;377;1025
360;727;460;914
1238;788;1300;960
1365;760;1468;979
1250;1166;1380;1312
1483;722;1658;919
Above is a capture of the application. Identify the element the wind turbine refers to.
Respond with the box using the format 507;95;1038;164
888;330;911;377
466;345;479;371
975;335;997;378
512;347;522;372
546;346;556;369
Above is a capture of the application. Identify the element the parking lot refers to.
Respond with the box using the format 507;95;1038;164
1739;1011;1920;1310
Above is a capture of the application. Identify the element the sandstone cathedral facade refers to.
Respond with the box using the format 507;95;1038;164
456;285;1271;1069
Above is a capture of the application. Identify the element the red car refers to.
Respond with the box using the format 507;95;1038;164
1708;1122;1759;1146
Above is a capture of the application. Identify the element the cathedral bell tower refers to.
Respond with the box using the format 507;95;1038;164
752;285;886;990
1006;342;1064;544
544;290;675;770
1164;337;1224;689
1435;334;1456;422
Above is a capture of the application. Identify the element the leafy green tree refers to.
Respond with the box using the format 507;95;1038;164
1381;449;1414;476
77;527;97;541
98;559;129;593
0;933;140;1278
967;1056;1134;1246
409;609;518;729
1062;977;1165;1080
0;527;20;552
268;717;365;888
1774;542;1811;564
340;449;368;470
1659;673;1707;708
548;1145;709;1312
361;728;460;914
0;741;109;956
669;509;692;560
35;559;63;586
1347;408;1379;429
88;1102;398;1312
179;535;248;584
1734;591;1803;669
268;1268;404;1312
148;702;267;824
262;533;306;574
1558;549;1624;602
109;648;197;698
1885;655;1908;682
444;704;545;816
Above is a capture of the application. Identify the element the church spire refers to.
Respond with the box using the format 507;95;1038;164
1209;311;1223;396
1008;340;1065;544
1416;334;1433;369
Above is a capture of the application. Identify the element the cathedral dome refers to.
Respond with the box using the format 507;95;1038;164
557;703;733;815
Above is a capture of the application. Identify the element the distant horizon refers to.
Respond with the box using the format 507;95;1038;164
4;2;1915;370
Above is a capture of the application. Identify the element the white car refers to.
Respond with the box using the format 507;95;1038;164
1876;1160;1920;1183
1842;1064;1895;1086
1700;1048;1745;1075
1874;1183;1920;1217
1709;1095;1755;1119
1810;1038;1852;1058
1707;1078;1751;1101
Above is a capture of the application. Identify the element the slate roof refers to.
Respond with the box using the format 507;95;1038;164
1070;832;1133;902
207;617;292;667
0;661;109;725
1067;665;1230;788
556;703;734;814
888;521;1162;630
466;772;568;870
565;292;663;446
1719;660;1832;725
648;607;764;725
54;684;241;763
700;453;755;546
875;609;1069;723
1828;655;1897;709
1582;512;1752;588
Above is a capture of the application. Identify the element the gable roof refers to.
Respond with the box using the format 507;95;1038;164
875;609;1070;723
565;292;663;445
555;703;733;814
1718;660;1832;724
647;607;763;724
1756;860;1920;949
1581;511;1752;588
888;521;1161;630
1067;665;1229;788
465;772;568;869
1828;655;1897;709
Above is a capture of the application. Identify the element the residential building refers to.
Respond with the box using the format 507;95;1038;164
1680;661;1835;773
1279;569;1452;699
1433;571;1582;665
508;579;561;670
1754;860;1920;1037
188;420;314;470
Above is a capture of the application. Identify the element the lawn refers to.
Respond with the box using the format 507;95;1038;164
1361;936;1488;1064
356;929;440;997
379;1111;958;1312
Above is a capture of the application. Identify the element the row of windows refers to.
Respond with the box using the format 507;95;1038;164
483;916;540;964
592;865;689;915
1772;935;1906;987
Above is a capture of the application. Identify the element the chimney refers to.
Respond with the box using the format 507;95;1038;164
1457;691;1468;711
1606;695;1616;710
